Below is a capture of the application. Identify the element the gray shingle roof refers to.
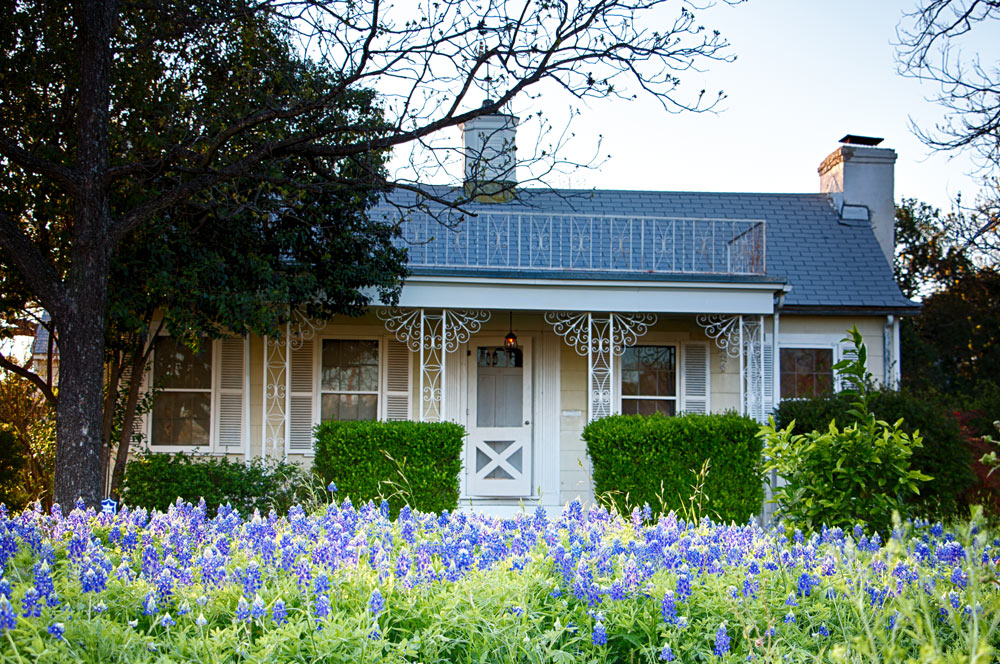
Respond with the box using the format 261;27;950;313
376;186;918;311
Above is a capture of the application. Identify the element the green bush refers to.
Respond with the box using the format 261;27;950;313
582;412;763;523
774;388;974;517
763;327;931;533
313;420;464;515
122;452;316;515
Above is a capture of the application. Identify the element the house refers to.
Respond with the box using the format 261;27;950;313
126;117;918;513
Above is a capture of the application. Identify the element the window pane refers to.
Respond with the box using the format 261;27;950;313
151;392;211;446
322;394;378;421
624;345;676;398
780;348;834;399
322;340;378;392
154;338;212;390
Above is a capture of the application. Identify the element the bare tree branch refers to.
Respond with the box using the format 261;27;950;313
0;353;57;405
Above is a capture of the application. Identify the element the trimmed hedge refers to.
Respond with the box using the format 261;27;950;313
122;452;313;515
313;420;464;515
773;389;974;517
582;412;764;523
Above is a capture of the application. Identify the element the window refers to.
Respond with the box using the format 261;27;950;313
621;345;677;416
321;339;379;421
780;347;834;399
151;338;213;447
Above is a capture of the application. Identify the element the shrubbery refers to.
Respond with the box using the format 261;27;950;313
313;420;464;516
763;327;931;533
122;452;315;515
774;387;974;517
583;412;763;523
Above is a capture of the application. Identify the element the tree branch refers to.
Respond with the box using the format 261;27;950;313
0;134;80;192
0;354;57;405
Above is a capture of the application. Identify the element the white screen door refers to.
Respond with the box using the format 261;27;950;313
467;340;532;496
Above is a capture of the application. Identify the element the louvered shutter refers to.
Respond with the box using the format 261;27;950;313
383;339;411;421
121;359;150;446
763;334;774;415
681;342;710;414
288;340;315;453
215;337;246;451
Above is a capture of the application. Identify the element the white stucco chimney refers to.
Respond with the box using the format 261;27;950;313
818;135;897;265
460;110;518;201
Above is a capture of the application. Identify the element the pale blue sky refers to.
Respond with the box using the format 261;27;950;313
545;0;994;210
397;0;994;211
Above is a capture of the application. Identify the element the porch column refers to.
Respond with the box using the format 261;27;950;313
262;327;288;459
377;308;490;421
544;312;657;421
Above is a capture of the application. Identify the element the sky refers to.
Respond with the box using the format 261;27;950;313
394;0;995;211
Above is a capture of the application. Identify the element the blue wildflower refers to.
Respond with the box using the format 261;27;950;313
0;597;16;631
661;590;677;624
817;624;830;637
236;597;250;622
143;592;158;616
48;622;64;640
784;611;796;624
369;588;384;616
592;621;607;646
251;595;266;620
327;482;337;494
660;644;675;661
272;599;287;625
713;623;730;656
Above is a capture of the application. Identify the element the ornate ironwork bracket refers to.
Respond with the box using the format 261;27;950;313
544;312;657;421
376;308;490;422
695;314;740;370
288;309;325;351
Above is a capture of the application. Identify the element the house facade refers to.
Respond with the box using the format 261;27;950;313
133;118;919;513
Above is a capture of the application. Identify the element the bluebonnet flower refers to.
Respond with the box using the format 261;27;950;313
94;600;107;614
817;624;830;637
951;567;968;589
660;644;675;661
314;594;330;620
796;572;815;597
21;587;41;618
713;624;730;656
592;621;607;646
251;595;266;620
235;597;251;622
784;611;796;624
161;613;176;628
48;622;64;640
785;592;798;606
143;592;158;616
369;588;384;616
327;482;337;494
661;590;677;624
369;623;382;640
195;614;208;628
0;596;16;631
272;599;287;625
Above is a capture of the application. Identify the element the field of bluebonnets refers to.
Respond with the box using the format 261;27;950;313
1;493;999;663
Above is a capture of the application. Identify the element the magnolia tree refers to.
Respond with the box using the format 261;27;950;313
0;0;741;508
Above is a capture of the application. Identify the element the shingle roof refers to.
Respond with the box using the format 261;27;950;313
376;186;918;311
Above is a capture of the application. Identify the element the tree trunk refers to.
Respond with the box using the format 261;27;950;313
53;273;111;509
110;339;149;499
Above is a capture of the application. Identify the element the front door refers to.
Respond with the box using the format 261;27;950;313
467;340;532;496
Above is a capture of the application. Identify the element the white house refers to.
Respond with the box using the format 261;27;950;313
131;117;918;513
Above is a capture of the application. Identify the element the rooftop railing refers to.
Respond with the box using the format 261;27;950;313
394;211;766;276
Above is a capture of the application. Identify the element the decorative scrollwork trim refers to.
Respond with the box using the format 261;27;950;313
544;312;590;356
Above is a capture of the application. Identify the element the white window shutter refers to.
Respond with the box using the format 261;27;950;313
763;334;774;415
216;337;246;451
383;339;411;421
288;340;315;453
122;358;150;447
681;342;710;414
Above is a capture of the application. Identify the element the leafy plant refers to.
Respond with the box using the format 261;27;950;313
773;387;974;517
121;452;318;515
583;412;763;523
312;420;464;516
762;327;932;533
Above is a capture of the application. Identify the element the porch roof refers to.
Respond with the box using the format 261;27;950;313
374;187;918;312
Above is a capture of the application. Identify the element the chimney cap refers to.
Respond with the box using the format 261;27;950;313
839;134;884;146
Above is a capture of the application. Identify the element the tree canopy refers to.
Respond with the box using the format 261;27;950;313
0;0;742;507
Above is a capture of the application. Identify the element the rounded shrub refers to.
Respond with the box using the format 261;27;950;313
582;412;764;523
312;420;464;516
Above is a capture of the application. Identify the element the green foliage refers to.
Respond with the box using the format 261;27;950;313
0;372;55;511
763;327;931;533
582;412;763;523
774;388;974;518
313;420;464;515
121;452;317;515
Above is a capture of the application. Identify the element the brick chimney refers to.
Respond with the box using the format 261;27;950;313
460;110;518;202
818;135;897;265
